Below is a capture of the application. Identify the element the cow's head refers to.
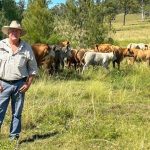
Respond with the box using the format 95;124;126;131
122;48;134;57
61;43;72;59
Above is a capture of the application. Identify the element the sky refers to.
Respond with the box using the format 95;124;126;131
50;0;66;7
15;0;66;8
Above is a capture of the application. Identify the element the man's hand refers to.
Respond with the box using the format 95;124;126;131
19;75;35;93
19;83;30;93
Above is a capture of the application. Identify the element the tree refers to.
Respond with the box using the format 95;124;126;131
1;0;21;21
136;0;150;20
0;11;8;39
22;0;54;44
118;0;139;25
0;0;24;39
57;0;112;47
16;0;26;22
145;0;150;18
103;0;118;29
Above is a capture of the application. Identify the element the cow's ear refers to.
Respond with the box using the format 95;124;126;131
44;48;48;55
52;45;56;51
48;45;52;50
128;48;132;53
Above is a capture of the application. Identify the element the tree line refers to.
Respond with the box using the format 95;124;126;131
0;0;150;47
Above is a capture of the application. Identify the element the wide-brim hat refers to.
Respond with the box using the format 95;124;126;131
2;20;26;36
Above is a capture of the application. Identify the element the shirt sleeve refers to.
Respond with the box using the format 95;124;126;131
27;44;38;75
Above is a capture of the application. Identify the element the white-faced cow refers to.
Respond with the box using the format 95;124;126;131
53;41;72;72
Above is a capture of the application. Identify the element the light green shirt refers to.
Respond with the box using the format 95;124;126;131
0;38;38;80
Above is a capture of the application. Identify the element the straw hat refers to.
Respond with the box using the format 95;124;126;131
2;20;26;36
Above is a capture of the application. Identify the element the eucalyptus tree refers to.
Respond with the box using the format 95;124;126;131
136;0;150;20
22;0;54;44
144;0;150;18
102;0;118;29
16;0;26;22
60;0;111;47
118;0;139;25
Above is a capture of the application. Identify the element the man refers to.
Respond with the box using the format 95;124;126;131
0;20;38;140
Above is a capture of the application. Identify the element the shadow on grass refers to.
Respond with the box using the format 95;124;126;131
19;131;59;144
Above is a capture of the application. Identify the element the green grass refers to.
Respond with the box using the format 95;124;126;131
0;62;150;150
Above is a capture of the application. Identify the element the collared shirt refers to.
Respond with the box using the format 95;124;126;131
0;38;38;81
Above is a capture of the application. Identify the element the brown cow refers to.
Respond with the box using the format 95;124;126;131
95;44;113;52
67;48;78;70
67;48;86;71
32;43;55;74
128;48;150;65
112;46;133;69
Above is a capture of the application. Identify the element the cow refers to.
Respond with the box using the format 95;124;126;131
82;51;117;74
112;46;134;69
127;48;150;66
32;43;55;74
67;48;86;71
53;41;72;72
94;44;133;69
67;48;78;70
127;43;148;50
94;44;113;52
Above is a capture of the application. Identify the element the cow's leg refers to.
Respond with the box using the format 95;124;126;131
54;59;61;73
127;57;134;65
113;60;120;70
102;58;108;69
60;59;64;70
147;58;150;66
67;59;71;69
77;62;83;73
103;60;109;70
82;64;88;74
117;62;120;70
49;64;55;75
113;61;115;68
74;62;77;70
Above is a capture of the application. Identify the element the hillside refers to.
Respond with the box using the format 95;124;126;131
0;14;150;150
112;13;150;47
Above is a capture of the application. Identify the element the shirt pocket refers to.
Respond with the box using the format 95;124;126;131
17;53;27;67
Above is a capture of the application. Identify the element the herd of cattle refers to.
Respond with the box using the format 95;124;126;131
31;41;150;74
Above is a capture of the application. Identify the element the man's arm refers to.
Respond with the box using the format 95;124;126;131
19;75;35;93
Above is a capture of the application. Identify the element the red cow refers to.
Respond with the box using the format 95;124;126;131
32;43;55;74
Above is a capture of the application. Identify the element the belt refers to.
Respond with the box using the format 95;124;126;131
0;77;27;84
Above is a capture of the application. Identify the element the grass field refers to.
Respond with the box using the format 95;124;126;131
0;14;150;150
112;13;150;46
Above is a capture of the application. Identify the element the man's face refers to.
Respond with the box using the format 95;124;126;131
8;28;21;40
